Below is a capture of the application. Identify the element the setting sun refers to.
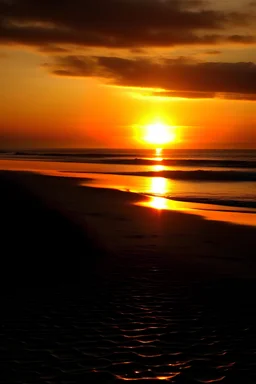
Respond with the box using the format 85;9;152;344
145;122;176;145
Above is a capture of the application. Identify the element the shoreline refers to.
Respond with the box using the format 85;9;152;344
79;176;256;228
4;170;256;279
136;195;256;227
0;158;255;226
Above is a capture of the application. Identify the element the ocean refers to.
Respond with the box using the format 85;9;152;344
0;148;255;225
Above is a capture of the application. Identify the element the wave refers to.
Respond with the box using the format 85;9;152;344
10;152;136;158
85;170;256;182
163;196;256;210
85;158;256;169
1;152;256;169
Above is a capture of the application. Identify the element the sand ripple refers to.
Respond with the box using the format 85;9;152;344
1;265;256;383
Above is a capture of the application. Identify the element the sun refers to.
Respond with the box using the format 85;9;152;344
144;122;176;145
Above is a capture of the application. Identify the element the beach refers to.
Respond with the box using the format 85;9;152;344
1;170;256;383
7;170;256;278
2;0;256;380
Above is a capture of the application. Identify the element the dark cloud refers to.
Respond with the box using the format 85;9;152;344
151;90;256;100
0;0;254;49
1;0;255;101
150;90;216;99
218;92;256;101
45;55;256;100
204;50;222;54
38;45;69;54
227;34;255;43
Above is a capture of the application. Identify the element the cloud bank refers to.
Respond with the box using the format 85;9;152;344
0;0;254;48
1;0;255;100
44;55;256;100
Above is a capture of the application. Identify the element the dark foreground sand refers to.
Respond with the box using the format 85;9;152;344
1;171;256;383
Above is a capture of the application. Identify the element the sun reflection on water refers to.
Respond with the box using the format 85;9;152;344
153;164;165;172
146;177;170;210
151;177;168;195
155;148;163;162
142;176;184;211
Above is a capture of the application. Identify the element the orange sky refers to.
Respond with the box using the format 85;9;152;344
0;0;256;149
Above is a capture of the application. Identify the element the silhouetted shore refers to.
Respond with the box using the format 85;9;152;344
0;172;106;293
1;171;256;383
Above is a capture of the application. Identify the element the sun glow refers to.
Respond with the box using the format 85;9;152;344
145;122;176;145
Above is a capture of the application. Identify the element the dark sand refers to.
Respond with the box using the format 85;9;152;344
1;171;256;383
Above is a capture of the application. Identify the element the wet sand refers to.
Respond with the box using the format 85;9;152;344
1;171;256;383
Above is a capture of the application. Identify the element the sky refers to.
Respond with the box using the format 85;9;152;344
0;0;256;149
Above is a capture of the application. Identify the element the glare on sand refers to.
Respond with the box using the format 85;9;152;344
142;196;182;211
145;122;176;145
150;196;168;210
